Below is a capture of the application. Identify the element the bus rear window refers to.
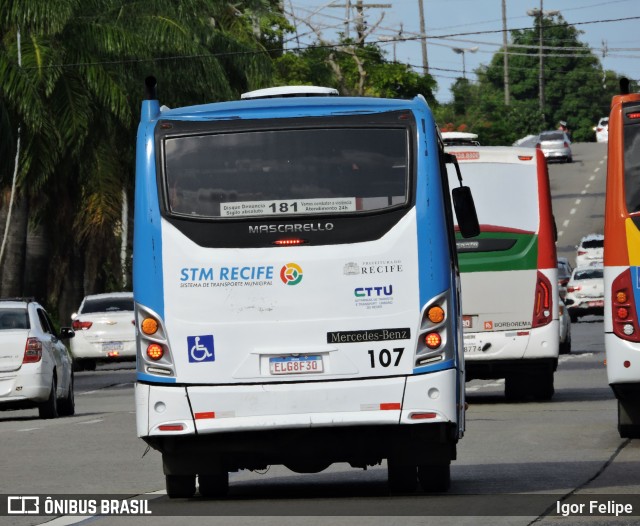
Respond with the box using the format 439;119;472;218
163;127;408;218
624;120;640;214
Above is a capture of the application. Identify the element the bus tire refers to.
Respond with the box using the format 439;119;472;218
569;312;579;323
618;400;640;438
559;333;571;354
418;464;451;493
532;372;555;401
505;375;527;401
387;462;417;493
166;474;196;498
198;472;229;498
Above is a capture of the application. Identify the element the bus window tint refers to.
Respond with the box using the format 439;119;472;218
164;128;408;218
624;122;640;213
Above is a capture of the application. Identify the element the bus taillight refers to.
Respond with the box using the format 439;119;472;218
424;332;442;349
612;269;640;342
147;344;165;360
532;271;553;328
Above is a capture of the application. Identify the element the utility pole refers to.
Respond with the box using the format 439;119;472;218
502;0;510;105
329;1;391;44
527;1;559;115
418;0;429;74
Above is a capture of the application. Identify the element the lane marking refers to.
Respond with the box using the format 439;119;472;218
562;219;570;227
581;190;587;195
575;199;581;205
570;208;577;215
558;230;564;237
589;175;596;181
585;183;591;188
594;167;600;173
17;428;41;432
599;160;605;164
78;419;104;425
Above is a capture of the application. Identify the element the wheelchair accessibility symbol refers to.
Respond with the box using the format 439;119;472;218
187;335;215;363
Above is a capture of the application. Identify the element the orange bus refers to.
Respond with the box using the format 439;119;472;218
604;79;640;438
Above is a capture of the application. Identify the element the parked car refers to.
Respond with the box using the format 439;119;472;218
537;130;573;163
0;298;75;418
70;292;135;371
558;256;574;300
575;233;604;268
559;298;572;354
594;117;609;143
564;266;605;322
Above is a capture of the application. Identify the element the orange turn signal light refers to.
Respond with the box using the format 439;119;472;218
141;317;159;335
427;306;445;323
616;291;628;304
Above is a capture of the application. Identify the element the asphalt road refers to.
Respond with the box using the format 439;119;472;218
2;142;638;526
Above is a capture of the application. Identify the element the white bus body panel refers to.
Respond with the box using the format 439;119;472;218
461;268;559;361
160;210;423;385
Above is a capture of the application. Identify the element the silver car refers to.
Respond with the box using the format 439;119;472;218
538;130;572;163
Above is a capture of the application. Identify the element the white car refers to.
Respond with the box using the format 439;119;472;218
70;292;135;370
0;299;75;418
594;117;609;143
564;266;605;323
575;233;604;268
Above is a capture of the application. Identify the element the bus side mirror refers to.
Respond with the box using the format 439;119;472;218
452;186;480;238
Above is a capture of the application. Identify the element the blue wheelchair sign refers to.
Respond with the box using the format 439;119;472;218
187;335;215;363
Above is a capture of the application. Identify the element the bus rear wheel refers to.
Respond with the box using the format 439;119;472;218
166;474;196;498
618;400;640;438
387;462;417;493
418;464;451;492
198;472;229;498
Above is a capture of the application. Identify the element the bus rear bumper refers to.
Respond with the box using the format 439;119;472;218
136;370;461;472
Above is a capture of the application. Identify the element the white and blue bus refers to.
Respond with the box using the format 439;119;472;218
133;80;478;498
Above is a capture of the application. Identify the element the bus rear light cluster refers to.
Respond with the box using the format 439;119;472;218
532;271;553;328
415;291;452;367
612;269;640;342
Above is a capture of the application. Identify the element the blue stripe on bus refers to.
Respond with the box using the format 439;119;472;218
133;114;164;320
412;359;455;375
137;372;177;384
414;109;451;308
633;266;640;315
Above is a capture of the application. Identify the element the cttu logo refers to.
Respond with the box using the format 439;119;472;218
280;263;303;285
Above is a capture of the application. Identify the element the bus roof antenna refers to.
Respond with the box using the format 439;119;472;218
145;76;158;100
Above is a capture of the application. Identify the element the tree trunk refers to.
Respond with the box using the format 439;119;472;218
0;192;28;297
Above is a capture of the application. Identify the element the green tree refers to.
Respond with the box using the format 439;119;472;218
437;14;636;144
0;0;285;320
274;41;437;104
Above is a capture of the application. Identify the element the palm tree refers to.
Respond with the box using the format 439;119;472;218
0;0;284;320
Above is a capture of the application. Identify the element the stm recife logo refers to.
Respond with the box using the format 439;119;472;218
280;263;303;285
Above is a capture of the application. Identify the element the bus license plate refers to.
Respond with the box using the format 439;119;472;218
269;355;323;375
588;300;604;307
102;342;123;353
464;345;483;353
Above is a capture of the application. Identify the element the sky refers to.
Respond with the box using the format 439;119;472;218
284;0;640;103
